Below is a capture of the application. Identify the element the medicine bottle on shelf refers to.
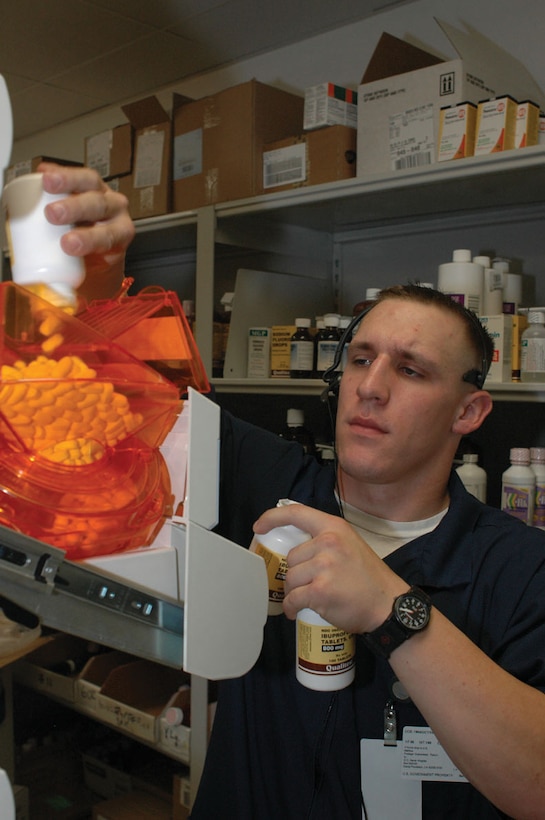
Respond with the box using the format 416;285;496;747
315;313;341;378
455;453;487;503
352;287;380;317
437;249;484;315
530;447;545;530
279;408;316;456
521;311;545;383
501;448;535;525
290;318;314;378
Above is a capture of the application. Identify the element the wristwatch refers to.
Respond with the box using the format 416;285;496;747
362;586;432;659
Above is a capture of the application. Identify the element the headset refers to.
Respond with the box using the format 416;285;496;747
320;293;491;415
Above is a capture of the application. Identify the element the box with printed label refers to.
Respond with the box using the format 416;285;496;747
474;96;517;156
437;102;477;161
85;124;133;180
4;155;82;185
514;100;540;149
357;21;545;176
261;125;357;193
480;315;513;383
511;314;528;381
303;83;358;130
119;95;191;219
270;326;296;377
247;327;271;378
173;79;304;211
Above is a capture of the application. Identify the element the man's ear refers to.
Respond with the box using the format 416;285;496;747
452;391;493;436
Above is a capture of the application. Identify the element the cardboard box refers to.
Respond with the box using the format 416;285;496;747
270;325;296;377
82;753;133;800
480;314;513;383
437;102;477;162
261;125;357;193
95;659;189;743
357;20;545;176
14;633;93;703
512;313;528;380
75;650;137;716
92;790;171;820
474;96;517;155
4;155;82;185
85;124;133;180
539;114;545;145
120;96;175;219
172;774;191;820
515;100;540;148
173;79;304;210
247;327;271;378
303;83;358;130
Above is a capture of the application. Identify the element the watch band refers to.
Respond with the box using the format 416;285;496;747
362;586;431;660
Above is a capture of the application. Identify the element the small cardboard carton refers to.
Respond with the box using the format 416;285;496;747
4;155;82;185
85;123;133;180
173;79;304;211
261;125;357;193
303;83;358;130
515;100;540;149
14;633;91;703
120;96;179;219
437;101;477;162
357;19;545;176
474;95;518;155
95;659;189;743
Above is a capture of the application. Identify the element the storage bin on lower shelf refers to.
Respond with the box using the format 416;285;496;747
13;632;203;764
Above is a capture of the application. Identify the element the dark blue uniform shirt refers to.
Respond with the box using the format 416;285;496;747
190;412;545;819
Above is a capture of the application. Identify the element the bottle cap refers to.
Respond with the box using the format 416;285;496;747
287;408;304;427
528;311;545;324
463;453;479;463
294;318;311;328
452;249;472;262
164;707;184;726
510;447;530;464
473;255;490;268
323;314;340;327
530;447;545;463
365;288;381;300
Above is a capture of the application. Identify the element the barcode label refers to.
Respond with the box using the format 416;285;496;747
263;143;306;189
394;152;433;170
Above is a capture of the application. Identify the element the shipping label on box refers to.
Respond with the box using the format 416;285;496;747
271;326;296;377
263;142;306;189
96;693;158;743
304;83;358;130
474;96;517;155
480;315;513;383
247;327;272;377
85;123;132;180
438;102;477;161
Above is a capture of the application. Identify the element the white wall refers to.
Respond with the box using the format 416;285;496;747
11;0;545;163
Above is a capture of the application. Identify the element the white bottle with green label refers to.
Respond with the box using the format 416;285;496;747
501;448;535;525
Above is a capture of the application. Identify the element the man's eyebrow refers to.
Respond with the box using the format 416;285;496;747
348;339;440;371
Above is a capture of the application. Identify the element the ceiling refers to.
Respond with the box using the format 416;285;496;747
1;0;414;141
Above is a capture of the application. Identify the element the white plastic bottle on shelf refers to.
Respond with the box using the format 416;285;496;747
521;310;545;382
437;249;484;315
455;453;487;502
501;448;535;525
530;447;545;530
474;255;503;315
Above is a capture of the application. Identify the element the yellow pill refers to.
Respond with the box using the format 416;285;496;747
41;333;64;354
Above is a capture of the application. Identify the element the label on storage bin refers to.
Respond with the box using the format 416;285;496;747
96;694;157;742
158;717;191;762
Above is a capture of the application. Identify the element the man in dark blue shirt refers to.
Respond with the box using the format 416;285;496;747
192;285;545;819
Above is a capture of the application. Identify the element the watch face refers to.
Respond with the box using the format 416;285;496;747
394;592;430;631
